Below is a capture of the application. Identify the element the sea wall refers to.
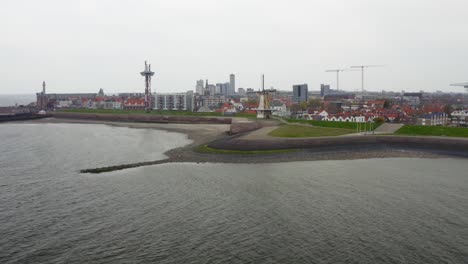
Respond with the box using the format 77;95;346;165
51;112;232;124
0;114;51;123
208;135;468;154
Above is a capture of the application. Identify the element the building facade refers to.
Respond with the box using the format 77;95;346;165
320;84;330;97
196;80;204;94
230;74;235;95
293;84;308;103
451;110;468;127
416;112;448;126
154;92;194;111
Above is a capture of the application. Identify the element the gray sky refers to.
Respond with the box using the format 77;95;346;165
1;0;467;94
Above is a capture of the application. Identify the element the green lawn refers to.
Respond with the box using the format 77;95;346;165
286;118;381;130
395;125;468;137
59;108;256;118
269;124;355;138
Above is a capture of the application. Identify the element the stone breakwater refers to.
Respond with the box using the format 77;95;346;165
51;112;232;124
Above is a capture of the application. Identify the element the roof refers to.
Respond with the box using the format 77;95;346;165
124;99;145;105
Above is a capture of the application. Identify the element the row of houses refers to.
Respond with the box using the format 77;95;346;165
297;111;377;123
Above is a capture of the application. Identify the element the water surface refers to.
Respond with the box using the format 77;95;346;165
1;123;467;263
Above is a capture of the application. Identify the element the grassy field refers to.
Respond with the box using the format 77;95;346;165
286;118;381;130
269;124;355;138
59;108;256;118
196;144;299;154
395;125;468;137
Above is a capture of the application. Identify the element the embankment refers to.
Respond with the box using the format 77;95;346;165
208;135;468;155
0;113;51;123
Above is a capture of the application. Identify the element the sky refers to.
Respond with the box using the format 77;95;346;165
1;0;467;94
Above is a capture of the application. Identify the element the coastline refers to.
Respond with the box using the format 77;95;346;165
15;117;468;173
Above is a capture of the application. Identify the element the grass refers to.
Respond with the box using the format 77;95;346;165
395;125;468;138
196;144;299;155
286;118;382;130
59;108;256;118
269;124;355;138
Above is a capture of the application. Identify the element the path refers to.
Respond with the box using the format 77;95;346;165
374;123;404;133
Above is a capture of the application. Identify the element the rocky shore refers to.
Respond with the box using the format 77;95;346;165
22;117;468;173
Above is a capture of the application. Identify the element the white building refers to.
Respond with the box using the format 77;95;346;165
416;112;448;126
451;110;468;127
154;92;194;111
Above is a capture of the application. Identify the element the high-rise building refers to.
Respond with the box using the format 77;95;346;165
215;83;231;96
229;74;235;95
238;88;246;95
196;80;204;94
207;84;217;96
293;84;308;103
320;84;330;97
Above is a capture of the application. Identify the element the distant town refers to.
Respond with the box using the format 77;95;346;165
1;64;467;127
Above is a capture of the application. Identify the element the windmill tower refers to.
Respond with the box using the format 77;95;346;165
255;74;276;119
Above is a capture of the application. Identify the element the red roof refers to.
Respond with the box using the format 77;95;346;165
124;99;145;105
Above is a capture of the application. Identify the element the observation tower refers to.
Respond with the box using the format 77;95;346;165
140;61;155;112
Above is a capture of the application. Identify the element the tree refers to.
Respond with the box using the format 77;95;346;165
289;103;302;112
383;100;390;109
443;104;453;117
307;98;324;110
374;117;385;124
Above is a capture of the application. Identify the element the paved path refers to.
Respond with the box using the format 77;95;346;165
374;123;404;133
241;126;279;140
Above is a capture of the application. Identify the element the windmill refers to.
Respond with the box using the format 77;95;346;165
325;69;359;91
350;65;384;92
254;74;276;119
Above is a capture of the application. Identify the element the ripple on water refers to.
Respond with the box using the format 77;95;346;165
0;124;467;263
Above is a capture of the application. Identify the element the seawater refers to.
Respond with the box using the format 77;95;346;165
0;94;36;107
1;123;467;264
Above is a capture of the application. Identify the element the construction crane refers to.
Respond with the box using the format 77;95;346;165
350;65;383;93
450;82;468;104
325;69;359;91
450;82;468;93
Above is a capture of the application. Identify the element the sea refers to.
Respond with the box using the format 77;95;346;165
0;94;36;107
0;123;467;264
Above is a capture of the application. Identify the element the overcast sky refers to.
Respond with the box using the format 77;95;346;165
1;0;467;94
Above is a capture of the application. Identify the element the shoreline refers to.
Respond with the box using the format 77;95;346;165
13;117;468;173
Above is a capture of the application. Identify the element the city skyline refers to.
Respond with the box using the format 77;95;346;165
1;0;467;94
